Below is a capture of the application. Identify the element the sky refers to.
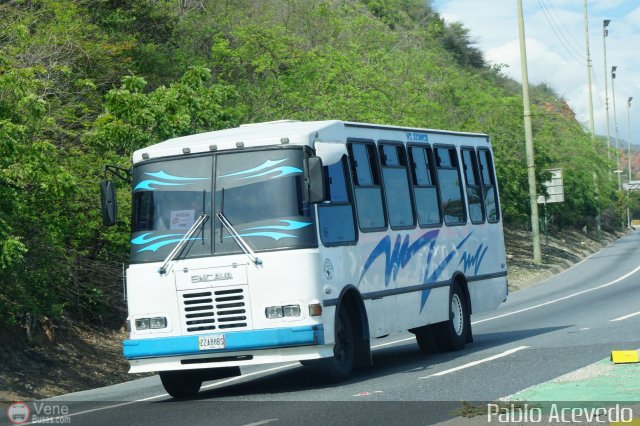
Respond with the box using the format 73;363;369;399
432;0;640;146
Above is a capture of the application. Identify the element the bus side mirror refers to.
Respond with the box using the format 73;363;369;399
305;156;325;203
100;181;118;226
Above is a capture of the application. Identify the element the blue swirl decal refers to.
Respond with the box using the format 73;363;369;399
357;230;475;312
134;171;209;191
420;232;472;311
223;220;312;241
358;230;440;288
458;244;489;275
219;159;302;180
131;233;183;245
131;232;198;252
225;232;297;241
244;220;312;231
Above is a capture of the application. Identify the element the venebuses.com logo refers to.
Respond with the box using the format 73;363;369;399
6;401;71;424
7;402;30;424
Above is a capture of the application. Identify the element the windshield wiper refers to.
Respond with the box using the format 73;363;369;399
216;212;263;265
158;212;208;275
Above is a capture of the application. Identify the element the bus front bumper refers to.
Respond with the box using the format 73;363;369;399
123;325;330;373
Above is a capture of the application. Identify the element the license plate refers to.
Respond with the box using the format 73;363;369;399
198;334;225;350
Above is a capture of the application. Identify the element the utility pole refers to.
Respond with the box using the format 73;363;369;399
584;1;600;233
517;0;542;264
627;98;633;186
627;97;633;227
603;20;612;161
611;66;621;190
584;0;595;137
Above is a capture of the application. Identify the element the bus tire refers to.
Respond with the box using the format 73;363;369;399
413;324;440;354
320;307;355;382
433;282;468;351
159;370;202;399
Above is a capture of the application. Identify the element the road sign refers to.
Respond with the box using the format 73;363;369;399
623;181;640;192
537;168;564;204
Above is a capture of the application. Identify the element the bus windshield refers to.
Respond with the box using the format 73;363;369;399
213;149;316;256
129;148;316;263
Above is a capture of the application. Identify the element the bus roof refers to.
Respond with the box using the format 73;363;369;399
132;120;489;164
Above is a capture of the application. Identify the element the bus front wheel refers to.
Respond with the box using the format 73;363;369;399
160;370;202;399
320;307;355;382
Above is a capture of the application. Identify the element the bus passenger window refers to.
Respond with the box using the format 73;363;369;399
318;156;357;245
409;146;441;227
461;148;485;224
478;149;500;223
348;141;387;231
380;144;415;229
435;147;466;225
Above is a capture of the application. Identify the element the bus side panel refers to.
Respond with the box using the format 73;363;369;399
468;277;507;314
396;287;449;331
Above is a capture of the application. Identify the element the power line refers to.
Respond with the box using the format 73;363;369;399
538;0;586;60
536;0;587;66
541;0;584;50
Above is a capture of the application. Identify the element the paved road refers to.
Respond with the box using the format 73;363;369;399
7;231;640;425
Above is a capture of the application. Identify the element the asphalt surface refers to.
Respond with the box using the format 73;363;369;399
5;230;640;426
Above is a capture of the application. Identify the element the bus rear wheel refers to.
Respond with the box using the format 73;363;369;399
160;371;202;399
433;282;469;351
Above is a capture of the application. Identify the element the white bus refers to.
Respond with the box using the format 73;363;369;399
100;120;508;398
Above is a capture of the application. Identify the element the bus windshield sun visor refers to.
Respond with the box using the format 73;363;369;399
216;212;263;266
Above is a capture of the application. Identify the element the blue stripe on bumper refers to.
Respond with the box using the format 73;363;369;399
123;325;324;359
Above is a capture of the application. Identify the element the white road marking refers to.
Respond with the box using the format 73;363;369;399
28;363;300;424
200;363;299;391
371;336;416;349
472;263;640;325
243;419;279;426
610;311;640;322
419;346;530;379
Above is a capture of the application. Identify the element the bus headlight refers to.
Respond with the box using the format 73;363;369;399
265;305;302;318
150;317;167;329
135;317;168;330
265;306;284;319
135;318;150;330
282;305;301;317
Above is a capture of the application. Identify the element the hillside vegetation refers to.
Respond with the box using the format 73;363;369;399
0;0;627;332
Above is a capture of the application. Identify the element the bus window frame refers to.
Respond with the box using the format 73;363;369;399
347;138;389;233
318;155;359;247
477;147;501;224
407;143;443;229
433;144;468;227
378;140;416;231
460;145;486;225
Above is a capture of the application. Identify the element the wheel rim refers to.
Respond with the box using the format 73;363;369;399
451;293;464;336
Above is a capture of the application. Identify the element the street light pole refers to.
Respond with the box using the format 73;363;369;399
603;20;612;161
517;0;542;264
611;66;621;190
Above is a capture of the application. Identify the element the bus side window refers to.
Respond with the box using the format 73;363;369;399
435;147;467;225
348;141;387;231
379;143;415;229
408;146;441;227
461;148;485;224
318;156;357;245
478;149;500;223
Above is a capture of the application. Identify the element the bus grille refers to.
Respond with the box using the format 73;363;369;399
180;287;250;333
